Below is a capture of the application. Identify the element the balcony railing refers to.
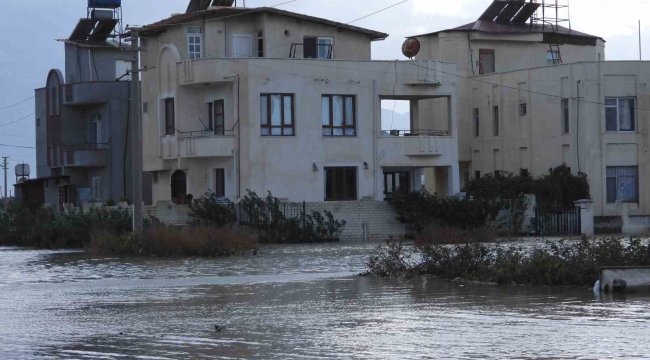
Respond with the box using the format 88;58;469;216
380;129;451;137
175;128;235;158
50;142;110;168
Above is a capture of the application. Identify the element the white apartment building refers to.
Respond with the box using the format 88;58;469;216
139;2;460;206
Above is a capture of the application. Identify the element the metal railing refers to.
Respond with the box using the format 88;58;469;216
533;206;581;236
381;129;451;137
289;43;333;59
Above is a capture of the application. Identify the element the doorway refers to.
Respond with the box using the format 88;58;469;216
171;170;187;203
384;172;410;199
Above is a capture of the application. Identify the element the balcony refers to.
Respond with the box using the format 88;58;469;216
166;130;235;159
59;144;109;168
62;82;128;106
377;130;455;167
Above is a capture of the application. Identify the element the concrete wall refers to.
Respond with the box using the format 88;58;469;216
64;43;131;83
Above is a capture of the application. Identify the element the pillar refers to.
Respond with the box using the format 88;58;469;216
574;199;594;235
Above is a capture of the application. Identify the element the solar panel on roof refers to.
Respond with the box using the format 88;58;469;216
212;0;235;6
478;1;508;21
90;19;118;41
495;1;525;23
70;19;97;41
511;2;541;23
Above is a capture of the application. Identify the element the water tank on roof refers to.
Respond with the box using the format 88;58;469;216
15;164;30;177
88;0;122;9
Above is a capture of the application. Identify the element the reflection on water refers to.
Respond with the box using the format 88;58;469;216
1;243;649;359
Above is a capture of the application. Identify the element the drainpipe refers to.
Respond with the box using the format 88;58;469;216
373;79;378;200
224;74;241;199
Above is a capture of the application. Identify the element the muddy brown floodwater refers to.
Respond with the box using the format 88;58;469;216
1;242;649;359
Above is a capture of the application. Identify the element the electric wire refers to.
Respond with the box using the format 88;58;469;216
0;96;35;111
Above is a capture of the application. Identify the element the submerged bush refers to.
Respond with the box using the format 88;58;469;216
189;191;237;228
88;227;259;258
365;236;650;287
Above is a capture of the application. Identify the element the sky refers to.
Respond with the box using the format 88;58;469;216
1;0;649;193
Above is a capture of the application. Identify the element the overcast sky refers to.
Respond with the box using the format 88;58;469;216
0;0;648;192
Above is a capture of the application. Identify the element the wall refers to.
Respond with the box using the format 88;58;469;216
35;88;48;178
64;43;131;83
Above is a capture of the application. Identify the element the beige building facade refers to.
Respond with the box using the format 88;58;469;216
139;5;460;205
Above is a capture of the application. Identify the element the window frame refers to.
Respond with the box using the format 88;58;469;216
257;30;264;58
606;166;639;203
547;50;560;65
164;98;175;136
479;49;495;74
304;36;334;59
260;93;295;136
493;105;499;136
91;176;102;201
605;97;636;133
214;168;226;198
473;108;480;137
187;27;203;60
91;113;101;144
322;95;356;137
562;98;570;134
519;103;527;117
325;166;358;201
209;99;225;135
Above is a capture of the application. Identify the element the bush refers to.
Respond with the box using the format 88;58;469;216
389;190;501;233
415;226;496;245
365;236;650;287
240;190;346;243
88;227;259;258
189;191;237;228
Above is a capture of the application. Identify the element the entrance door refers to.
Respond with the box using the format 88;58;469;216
384;172;410;199
171;170;187;203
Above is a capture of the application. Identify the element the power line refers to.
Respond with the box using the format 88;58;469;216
0;113;34;127
0;143;35;149
0;96;34;111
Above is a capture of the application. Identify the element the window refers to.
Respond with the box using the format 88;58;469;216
187;27;202;60
520;169;529;177
143;101;148;114
479;49;495;74
164;98;175;135
493;106;499;136
233;34;253;57
36;117;40;127
475;171;481;180
209;100;225;135
562;99;570;134
260;94;294;136
44;179;49;189
214;169;225;198
325;167;357;201
304;36;333;59
606;166;638;203
257;30;264;57
152;172;158;184
92;177;102;201
322;95;355;136
547;50;560;65
606;98;636;132
91;113;101;144
384;172;410;199
473;108;479;137
519;103;527;117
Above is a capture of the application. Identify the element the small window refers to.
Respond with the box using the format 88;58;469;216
519;103;527;117
473;108;479;137
165;98;175;135
36;117;40;127
322;95;356;136
493;106;499;136
260;94;294;136
304;36;333;59
91;113;101;144
187;27;202;60
605;98;636;132
44;179;49;189
479;49;495;74
213;100;225;135
606;166;638;203
215;169;225;198
547;50;560;65
562;99;570;134
92;177;102;200
257;30;264;57
143;101;149;114
152;172;158;184
325;167;357;201
475;171;481;180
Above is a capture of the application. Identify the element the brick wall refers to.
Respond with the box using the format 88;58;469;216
143;201;192;226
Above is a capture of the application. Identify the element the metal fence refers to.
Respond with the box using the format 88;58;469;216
237;199;307;226
533;207;581;236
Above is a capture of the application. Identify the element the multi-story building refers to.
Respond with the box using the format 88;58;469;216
17;1;151;210
139;1;460;206
407;0;650;224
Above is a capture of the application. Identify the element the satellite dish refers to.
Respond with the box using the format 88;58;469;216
402;38;421;59
15;164;30;177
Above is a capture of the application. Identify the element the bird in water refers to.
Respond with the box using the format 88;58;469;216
214;325;222;333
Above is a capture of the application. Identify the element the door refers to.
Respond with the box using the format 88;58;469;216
384;172;410;199
171;170;187;203
215;169;225;198
232;35;253;57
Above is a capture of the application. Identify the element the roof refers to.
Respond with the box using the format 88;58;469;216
411;20;603;41
135;7;389;40
58;39;130;50
15;176;70;187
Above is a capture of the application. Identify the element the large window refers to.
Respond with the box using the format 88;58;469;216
562;99;570;134
260;94;294;136
606;166;638;203
384;172;410;199
493;106;499;136
214;169;225;198
187;27;202;60
473;108;480;137
479;49;495;74
164;98;175;135
304;36;333;59
91;113;101;144
322;95;356;136
325;167;357;201
606;98;636;132
208;100;225;135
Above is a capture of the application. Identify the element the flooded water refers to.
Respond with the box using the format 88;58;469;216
1;242;650;359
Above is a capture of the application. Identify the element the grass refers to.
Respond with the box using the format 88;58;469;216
88;227;260;258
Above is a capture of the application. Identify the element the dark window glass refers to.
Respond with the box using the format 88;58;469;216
475;171;481;180
208;102;214;130
520;169;529;177
473;108;479;137
519;103;527;116
493;106;499;136
322;95;356;136
562;99;570;134
215;169;225;198
214;100;225;135
606;166;639;203
325;167;357;201
304;37;318;59
165;98;175;135
384;172;410;199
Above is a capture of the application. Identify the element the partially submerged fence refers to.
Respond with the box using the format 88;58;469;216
533;206;581;236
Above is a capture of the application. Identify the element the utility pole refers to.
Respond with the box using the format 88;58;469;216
2;157;8;199
130;30;143;232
